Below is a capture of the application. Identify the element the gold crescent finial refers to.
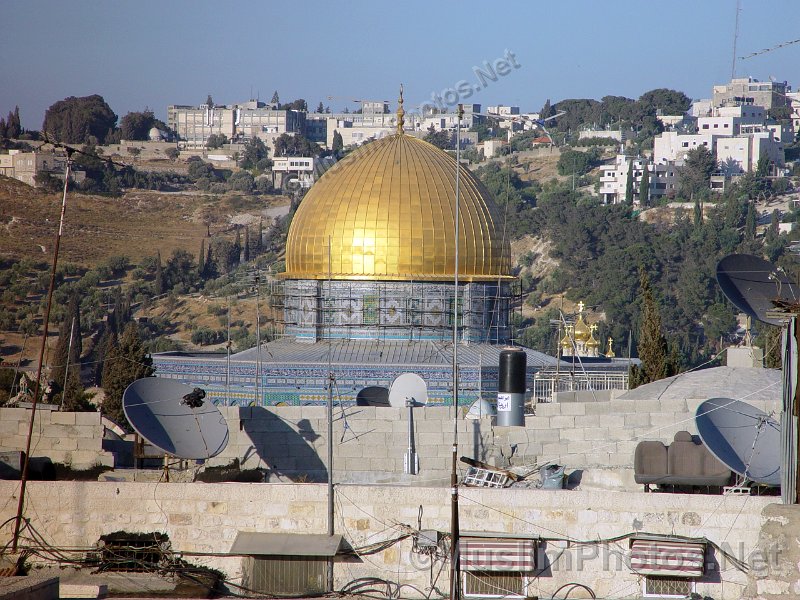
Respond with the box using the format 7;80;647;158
396;84;405;135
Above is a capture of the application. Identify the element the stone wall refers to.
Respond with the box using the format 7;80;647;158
0;407;113;469
0;395;776;484
0;481;774;600
208;396;776;486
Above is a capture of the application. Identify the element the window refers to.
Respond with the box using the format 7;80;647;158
463;572;527;598
643;576;694;598
681;142;689;148
713;124;718;128
702;124;709;129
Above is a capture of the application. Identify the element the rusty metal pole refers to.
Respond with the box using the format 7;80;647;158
12;152;72;551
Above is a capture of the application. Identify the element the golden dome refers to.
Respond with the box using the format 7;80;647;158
573;315;591;342
283;133;512;281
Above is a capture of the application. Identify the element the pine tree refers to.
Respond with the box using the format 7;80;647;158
630;268;670;387
638;161;650;206
316;101;324;113
624;160;634;204
271;91;280;106
101;322;153;429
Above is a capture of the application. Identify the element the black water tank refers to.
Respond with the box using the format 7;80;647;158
496;347;526;426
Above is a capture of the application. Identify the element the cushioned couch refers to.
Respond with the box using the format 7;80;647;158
634;431;732;491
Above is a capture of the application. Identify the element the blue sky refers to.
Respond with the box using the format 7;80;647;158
2;0;800;129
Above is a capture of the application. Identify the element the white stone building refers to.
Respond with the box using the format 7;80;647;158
599;153;677;205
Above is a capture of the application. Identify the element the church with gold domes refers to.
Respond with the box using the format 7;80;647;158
153;92;626;406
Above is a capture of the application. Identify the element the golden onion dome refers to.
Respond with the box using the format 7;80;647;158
282;133;512;281
573;315;591;342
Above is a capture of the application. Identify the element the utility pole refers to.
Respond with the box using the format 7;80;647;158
450;103;464;600
13;150;72;552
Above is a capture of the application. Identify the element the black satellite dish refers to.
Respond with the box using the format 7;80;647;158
695;397;780;486
716;254;797;326
123;378;229;460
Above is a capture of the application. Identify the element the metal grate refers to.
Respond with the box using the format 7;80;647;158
244;556;326;596
644;576;693;598
98;532;170;572
463;571;525;598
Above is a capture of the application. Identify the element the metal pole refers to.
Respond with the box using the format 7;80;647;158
327;235;335;592
13;152;72;552
60;317;75;409
255;275;261;405
450;103;463;600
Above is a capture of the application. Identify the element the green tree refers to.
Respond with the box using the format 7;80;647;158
423;128;452;150
638;161;650;206
624;160;634;204
693;198;702;227
273;133;319;157
42;95;118;144
240;137;269;169
745;201;756;240
331;130;344;154
316;101;325;113
630;269;672;387
206;133;228;149
677;146;716;199
154;251;164;295
165;147;179;160
557;149;593;177
120;109;165;140
271;91;280;106
243;226;251;262
756;154;770;179
101;323;153;429
6;106;21;139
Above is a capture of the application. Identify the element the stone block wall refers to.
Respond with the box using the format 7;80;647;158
0;408;113;469
209;396;776;486
0;480;774;600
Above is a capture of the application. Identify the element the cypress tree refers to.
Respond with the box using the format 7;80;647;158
745;201;756;240
693;198;702;228
198;240;205;276
154;251;164;295
624;160;634;204
234;227;242;264
243;226;250;262
630;268;670;387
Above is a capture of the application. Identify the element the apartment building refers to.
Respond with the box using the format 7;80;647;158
712;77;790;110
599;153;677;205
167;100;305;152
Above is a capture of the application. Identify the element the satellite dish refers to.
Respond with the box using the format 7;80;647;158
716;254;797;326
695;397;780;486
123;378;229;460
466;398;497;419
388;373;428;408
356;386;390;407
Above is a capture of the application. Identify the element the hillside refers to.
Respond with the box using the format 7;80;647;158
0;176;291;267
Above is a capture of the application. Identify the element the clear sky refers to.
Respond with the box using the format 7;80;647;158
2;0;800;129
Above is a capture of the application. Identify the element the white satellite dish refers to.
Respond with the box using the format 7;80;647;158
388;373;428;408
695;397;780;486
123;378;229;460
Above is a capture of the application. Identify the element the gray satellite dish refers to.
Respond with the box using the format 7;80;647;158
388;373;428;408
716;254;797;326
123;378;229;460
695;397;780;486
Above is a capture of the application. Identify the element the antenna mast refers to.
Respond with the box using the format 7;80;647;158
731;0;741;79
450;103;464;600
